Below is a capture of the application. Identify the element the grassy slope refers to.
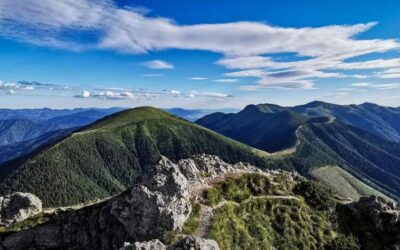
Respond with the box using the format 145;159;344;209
198;102;400;201
296;122;400;200
311;166;389;201
196;105;318;153
0;107;272;207
182;173;359;250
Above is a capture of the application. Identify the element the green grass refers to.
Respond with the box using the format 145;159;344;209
181;202;202;235
311;166;390;201
0;212;49;233
198;173;359;250
0;107;273;207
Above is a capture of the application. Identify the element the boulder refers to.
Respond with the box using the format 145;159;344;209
120;240;166;250
169;236;220;250
0;192;42;227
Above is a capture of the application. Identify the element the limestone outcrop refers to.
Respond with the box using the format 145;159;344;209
0;192;42;227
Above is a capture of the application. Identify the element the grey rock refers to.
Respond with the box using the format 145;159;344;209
0;192;42;227
170;236;220;250
120;240;166;250
0;156;193;249
0;155;266;250
350;195;400;229
109;156;191;239
2;228;35;250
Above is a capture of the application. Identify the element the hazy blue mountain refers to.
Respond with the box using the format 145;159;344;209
0;128;75;164
0;119;61;146
0;107;123;121
0;108;124;164
165;107;238;121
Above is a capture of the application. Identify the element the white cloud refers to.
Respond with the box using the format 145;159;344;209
350;82;400;90
375;68;400;79
352;75;368;79
351;82;373;87
74;90;135;100
213;78;238;83
188;91;231;98
0;81;40;94
255;79;315;90
142;60;174;69
75;90;91;98
72;86;232;101
370;83;400;90
190;77;208;80
1;0;400;90
170;90;181;97
224;69;266;78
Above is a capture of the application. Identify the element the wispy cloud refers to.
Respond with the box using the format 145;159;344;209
375;68;400;79
190;77;208;80
351;82;373;87
1;0;400;90
213;78;238;83
142;60;174;69
351;82;400;90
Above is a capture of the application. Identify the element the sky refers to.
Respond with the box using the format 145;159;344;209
1;0;400;109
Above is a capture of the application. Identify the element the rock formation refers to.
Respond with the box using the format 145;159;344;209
120;239;166;250
0;154;288;249
338;195;400;249
169;236;220;250
0;192;42;227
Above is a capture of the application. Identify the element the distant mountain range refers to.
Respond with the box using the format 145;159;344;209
293;101;400;142
0;108;123;164
165;107;238;121
197;101;400;200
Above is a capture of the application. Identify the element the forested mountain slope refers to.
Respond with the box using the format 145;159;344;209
0;107;272;207
198;102;400;200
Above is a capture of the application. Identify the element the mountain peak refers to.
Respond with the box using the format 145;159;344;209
302;100;331;108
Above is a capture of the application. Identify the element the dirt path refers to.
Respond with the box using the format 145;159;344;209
195;195;298;237
253;116;336;159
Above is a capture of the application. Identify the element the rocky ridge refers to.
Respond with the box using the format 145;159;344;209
0;154;282;250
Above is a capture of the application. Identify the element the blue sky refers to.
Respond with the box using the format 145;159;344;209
1;0;400;109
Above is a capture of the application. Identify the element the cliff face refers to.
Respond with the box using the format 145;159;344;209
338;196;400;250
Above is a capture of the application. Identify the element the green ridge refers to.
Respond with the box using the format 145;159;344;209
0;107;272;207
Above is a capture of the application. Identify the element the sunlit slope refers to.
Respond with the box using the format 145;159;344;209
0;107;272;207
